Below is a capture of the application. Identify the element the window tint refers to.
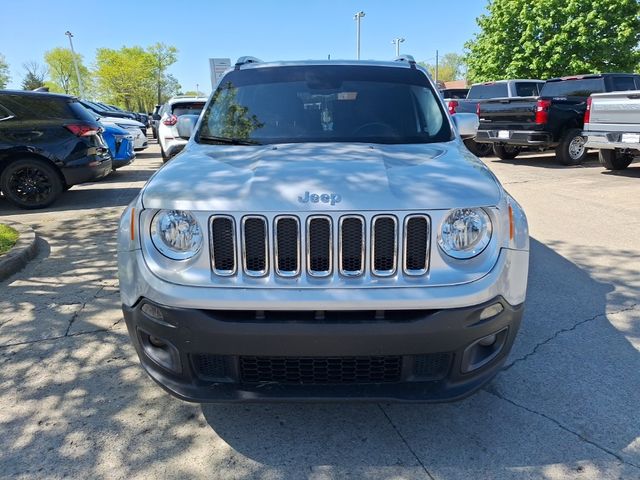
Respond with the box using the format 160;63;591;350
0;94;75;120
198;65;451;145
171;102;206;116
468;83;509;99
515;82;542;97
611;76;637;92
541;78;605;97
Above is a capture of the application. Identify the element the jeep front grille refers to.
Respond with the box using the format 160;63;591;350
209;213;430;280
242;216;268;276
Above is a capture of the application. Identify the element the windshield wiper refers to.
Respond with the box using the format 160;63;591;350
198;135;261;145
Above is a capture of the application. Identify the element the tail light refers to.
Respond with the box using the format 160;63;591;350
163;114;178;126
476;103;481;116
535;99;551;125
65;124;101;136
448;100;458;115
584;97;592;125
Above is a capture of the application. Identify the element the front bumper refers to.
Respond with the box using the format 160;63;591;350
124;296;523;402
476;129;555;146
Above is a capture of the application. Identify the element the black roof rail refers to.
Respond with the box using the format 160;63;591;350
235;56;262;69
394;55;416;69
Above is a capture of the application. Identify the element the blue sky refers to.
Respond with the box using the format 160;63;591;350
0;0;488;94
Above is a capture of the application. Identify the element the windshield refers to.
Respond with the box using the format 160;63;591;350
172;102;206;117
197;65;451;145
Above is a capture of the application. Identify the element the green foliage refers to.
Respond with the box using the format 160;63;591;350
94;44;180;112
0;224;19;256
44;47;92;96
21;61;47;90
420;53;467;83
0;53;10;89
148;43;178;104
465;0;640;83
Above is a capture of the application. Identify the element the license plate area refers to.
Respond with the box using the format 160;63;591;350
621;133;640;144
498;130;510;139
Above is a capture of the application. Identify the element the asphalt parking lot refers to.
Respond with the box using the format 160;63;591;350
1;142;639;480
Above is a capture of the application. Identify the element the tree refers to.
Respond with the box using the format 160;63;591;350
0;53;9;89
44;47;91;96
21;61;47;90
465;0;640;83
148;43;178;104
95;44;179;112
420;53;467;83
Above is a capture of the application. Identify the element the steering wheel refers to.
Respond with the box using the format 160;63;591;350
352;122;397;136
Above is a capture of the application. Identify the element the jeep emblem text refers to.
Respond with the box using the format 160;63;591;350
298;191;342;206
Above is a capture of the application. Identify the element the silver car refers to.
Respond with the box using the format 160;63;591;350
118;56;529;402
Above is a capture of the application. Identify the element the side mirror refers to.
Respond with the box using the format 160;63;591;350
152;113;161;121
176;114;199;140
452;113;479;139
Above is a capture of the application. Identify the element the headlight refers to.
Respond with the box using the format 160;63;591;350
438;208;492;259
150;210;203;260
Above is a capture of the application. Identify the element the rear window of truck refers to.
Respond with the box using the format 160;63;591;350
468;83;508;99
515;82;542;97
541;78;605;97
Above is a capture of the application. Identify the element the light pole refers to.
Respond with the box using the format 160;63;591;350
196;83;199;96
392;37;405;57
64;31;84;99
354;11;365;60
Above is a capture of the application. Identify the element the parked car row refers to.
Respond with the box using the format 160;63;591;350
472;73;640;165
0;90;140;209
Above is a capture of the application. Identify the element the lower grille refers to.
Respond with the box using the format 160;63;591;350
240;355;402;384
191;354;230;380
413;353;452;380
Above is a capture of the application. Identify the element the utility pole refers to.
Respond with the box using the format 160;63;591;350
392;38;405;57
354;11;365;60
196;83;199;96
435;50;439;84
64;31;84;99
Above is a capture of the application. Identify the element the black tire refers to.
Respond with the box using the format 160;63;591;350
556;128;588;165
464;139;493;157
0;157;64;209
492;144;521;160
598;149;633;171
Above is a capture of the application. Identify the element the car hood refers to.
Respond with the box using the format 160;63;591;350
99;116;145;127
142;142;503;211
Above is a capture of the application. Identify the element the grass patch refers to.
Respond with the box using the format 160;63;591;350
0;224;19;256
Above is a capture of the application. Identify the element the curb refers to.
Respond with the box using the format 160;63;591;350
0;219;38;282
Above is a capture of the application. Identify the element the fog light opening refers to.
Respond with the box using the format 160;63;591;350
149;335;166;348
461;327;509;374
478;334;497;347
137;329;182;374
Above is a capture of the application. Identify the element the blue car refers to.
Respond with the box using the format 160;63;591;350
102;124;135;170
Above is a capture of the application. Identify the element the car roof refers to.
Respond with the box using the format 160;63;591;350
0;89;77;101
546;73;640;82
470;79;544;86
236;59;419;71
167;96;208;105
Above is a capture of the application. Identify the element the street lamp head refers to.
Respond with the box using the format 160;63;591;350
65;31;73;37
399;38;405;43
354;11;365;19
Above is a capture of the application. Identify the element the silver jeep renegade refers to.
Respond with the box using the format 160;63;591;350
118;56;529;402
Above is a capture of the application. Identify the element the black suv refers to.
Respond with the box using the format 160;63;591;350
0;91;112;209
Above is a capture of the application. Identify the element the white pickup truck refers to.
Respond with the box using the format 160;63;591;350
584;90;640;170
